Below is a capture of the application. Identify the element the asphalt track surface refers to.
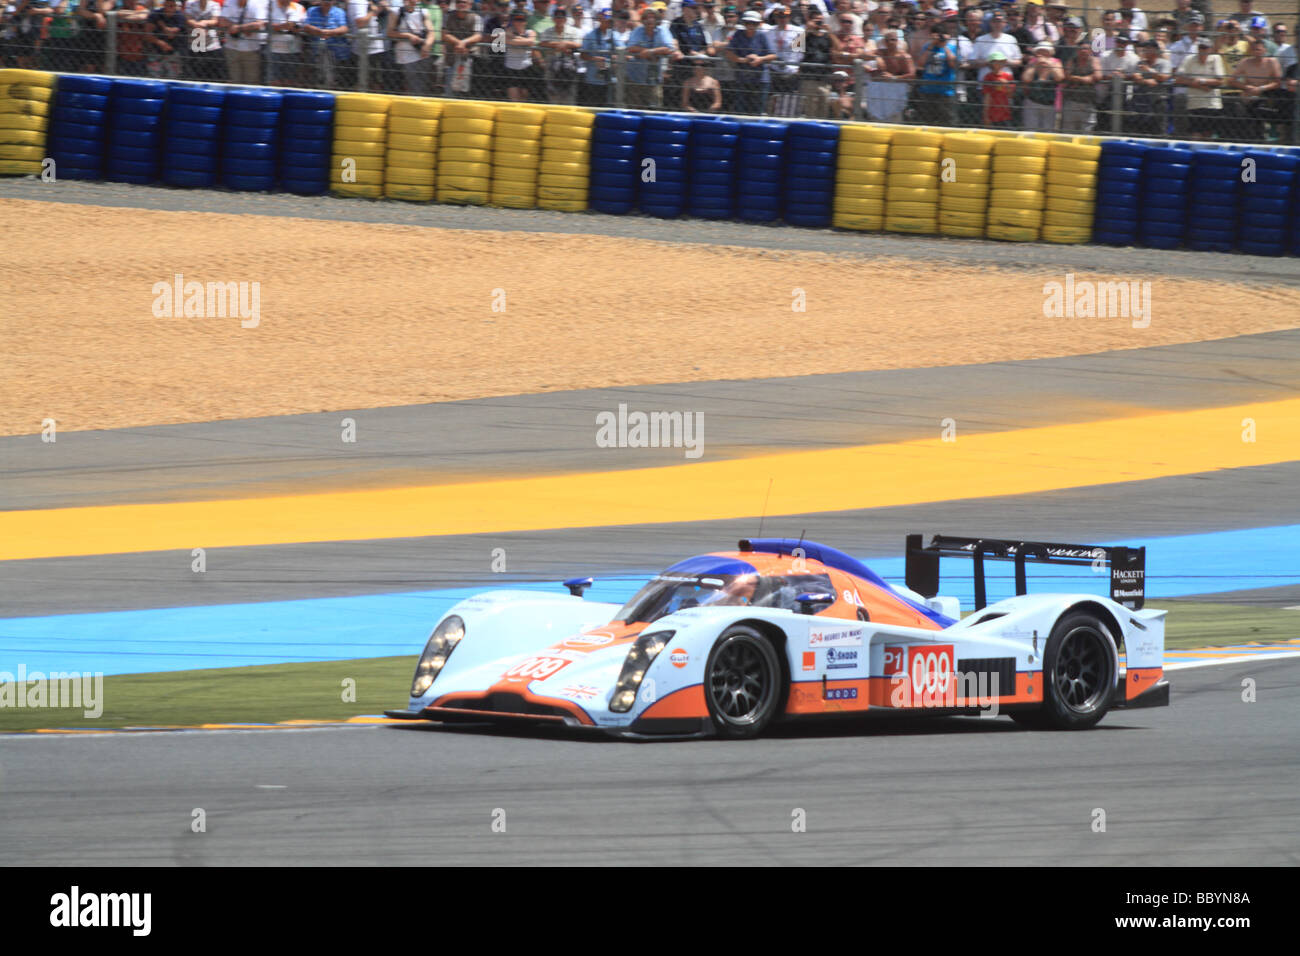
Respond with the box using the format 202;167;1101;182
3;183;1299;865
2;659;1297;865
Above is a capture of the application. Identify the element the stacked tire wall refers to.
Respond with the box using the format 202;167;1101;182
538;108;592;213
885;129;940;235
939;132;992;239
833;124;889;232
385;97;439;202
46;73;110;180
0;69;53;176
589;110;640;215
280;90;333;196
491;105;543;209
1042;140;1098;245
222;88;281;192
735;120;784;223
332;92;389;199
438;101;494;206
107;79;166;185
164;83;224;189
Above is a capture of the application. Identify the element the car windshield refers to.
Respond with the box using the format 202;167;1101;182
617;572;835;624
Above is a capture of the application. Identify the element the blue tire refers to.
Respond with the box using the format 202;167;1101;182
109;129;159;149
223;173;276;191
111;78;167;98
168;104;223;125
589;199;637;214
692;146;734;162
163;168;217;187
1237;239;1286;256
113;96;165;117
56;92;109;111
225;109;279;131
109;144;157;164
168;85;227;107
51;106;106;129
282;91;335;110
113;113;163;132
281;109;333;128
166;135;219;156
221;157;277;177
588;184;638;203
168;151;219;172
281;177;328;195
57;74;114;94
50;136;103;155
106;158;160;177
640;202;685;218
225;88;283;111
56;165;103;180
48;150;100;168
223;139;278;160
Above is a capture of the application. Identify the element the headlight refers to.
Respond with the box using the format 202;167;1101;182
411;615;465;697
610;630;673;713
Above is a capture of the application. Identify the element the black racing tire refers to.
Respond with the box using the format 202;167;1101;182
704;625;782;739
1035;612;1118;730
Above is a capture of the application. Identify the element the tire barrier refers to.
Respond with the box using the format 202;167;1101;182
885;127;941;235
280;90;334;197
1094;139;1147;246
986;134;1048;242
106;78;167;185
332;92;390;200
735;119;784;223
491;104;543;210
0;68;54;176
639;113;690;219
384;96;440;203
221;87;281;192
1237;150;1297;257
163;83;225;189
833;123;890;232
1042;140;1098;245
939;131;993;239
589;110;641;216
437;100;494;206
784;120;838;228
537;108;593;214
1138;145;1193;250
44;72;111;181
686;116;737;221
1187;148;1240;253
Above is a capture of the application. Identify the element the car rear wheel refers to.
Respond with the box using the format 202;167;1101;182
1022;612;1117;730
705;626;781;739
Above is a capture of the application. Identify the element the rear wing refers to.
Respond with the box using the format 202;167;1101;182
905;534;1146;611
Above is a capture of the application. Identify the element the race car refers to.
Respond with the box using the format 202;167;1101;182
385;535;1169;738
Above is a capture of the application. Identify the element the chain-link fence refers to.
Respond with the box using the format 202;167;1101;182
4;10;1296;144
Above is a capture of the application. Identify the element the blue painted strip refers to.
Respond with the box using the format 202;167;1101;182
0;525;1295;678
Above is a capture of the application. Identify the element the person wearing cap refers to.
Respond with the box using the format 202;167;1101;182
667;0;715;111
499;9;542;100
980;47;1016;125
624;4;677;105
725;8;776;113
1174;34;1224;138
1054;15;1083;69
1227;34;1282;138
1018;39;1062;129
1096;32;1138;131
578;8;627;104
1168;12;1203;70
797;7;840;116
441;0;482;94
825;66;853;117
1061;42;1101;129
1128;38;1171;133
764;5;805;115
1245;16;1277;56
538;5;583;102
972;9;1020;81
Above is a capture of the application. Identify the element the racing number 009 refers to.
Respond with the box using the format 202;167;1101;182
503;656;570;682
910;647;954;696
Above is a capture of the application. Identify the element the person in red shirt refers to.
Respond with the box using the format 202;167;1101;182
981;48;1014;126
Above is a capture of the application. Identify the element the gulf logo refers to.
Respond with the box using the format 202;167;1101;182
669;648;689;669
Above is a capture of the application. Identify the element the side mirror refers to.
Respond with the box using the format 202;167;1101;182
564;577;594;597
795;591;834;615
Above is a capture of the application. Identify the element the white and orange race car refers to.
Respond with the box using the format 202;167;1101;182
386;536;1169;738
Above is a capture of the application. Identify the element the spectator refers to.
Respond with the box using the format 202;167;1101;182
973;10;1020;80
145;0;187;77
347;0;391;90
1216;19;1249;70
798;7;838;116
981;47;1015;125
302;0;350;88
441;0;481;94
1061;41;1101;129
916;22;958;125
698;0;723;30
538;5;582;102
578;7;623;105
833;9;867;64
1276;24;1295;76
500;10;540;99
1129;37;1171;133
526;0;550;34
1168;12;1203;69
1019;40;1062;129
387;0;437;94
625;5;675;107
1092;8;1122;55
1227;35;1281;138
710;4;741;109
266;0;307;86
827;66;854;117
478;0;510;99
1096;32;1137;131
863;27;912;121
724;9;774;114
668;0;713;114
219;0;268;84
1023;2;1059;47
1246;16;1275;55
40;0;79;71
1233;0;1264;29
1056;15;1084;68
184;0;224;80
680;50;721;108
767;5;804;115
1172;0;1198;34
1175;35;1223;138
1118;0;1147;33
117;0;151;76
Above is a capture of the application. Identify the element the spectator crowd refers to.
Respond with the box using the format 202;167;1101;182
3;0;1296;140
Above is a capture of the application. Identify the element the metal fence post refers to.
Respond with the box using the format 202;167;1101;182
614;50;626;108
854;57;866;122
1110;73;1123;134
358;30;369;91
106;10;117;76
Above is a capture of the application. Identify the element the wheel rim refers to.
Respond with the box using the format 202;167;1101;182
1053;626;1111;714
707;637;775;727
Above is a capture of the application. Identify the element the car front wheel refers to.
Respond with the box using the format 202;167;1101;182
704;626;782;739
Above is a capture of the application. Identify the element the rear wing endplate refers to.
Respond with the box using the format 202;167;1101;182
905;534;1146;611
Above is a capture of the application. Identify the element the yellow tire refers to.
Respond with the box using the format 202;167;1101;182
490;194;537;209
939;224;986;238
537;185;588;200
940;181;990;199
1;84;55;104
988;206;1044;227
539;159;587;177
437;188;489;205
837;161;888;180
385;183;435;201
1046;183;1096;203
494;151;542;172
834;182;886;201
495;121;543;143
334;110;387;128
991;172;1044;191
0;158;41;174
441;131;493;150
536;172;586;189
892;129;943;148
0;113;46;131
993;155;1047;175
1048;142;1101;162
1043;208;1094;227
330;173;383;186
389;99;442;119
389;116;439;136
387;166;436;186
1045;196;1095;216
331;152;385;170
492;165;538;184
884;216;937;234
988;189;1043;209
438;161;491;178
888;173;938;189
890;145;941;163
887;200;939;219
0;97;50;117
442;117;494;136
941;154;992;172
832;213;884;231
942;132;994;154
387;132;438;152
537;198;588;212
0;143;43;160
386;148;433;168
541;133;591;151
839;124;894;145
493;141;542;160
940;195;990;214
335;92;390;112
441;146;493;164
1047;157;1098;178
331;182;383;198
0;128;43;145
993;137;1050;157
834;197;885;215
939;209;988;228
1049;175;1098;194
332;136;386;155
838;140;890;159
943;167;991;186
1041;225;1092;244
496;105;545;125
889;159;940;177
0;68;56;87
441;101;497;121
544;109;595;129
839;169;884;186
886;186;939;203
